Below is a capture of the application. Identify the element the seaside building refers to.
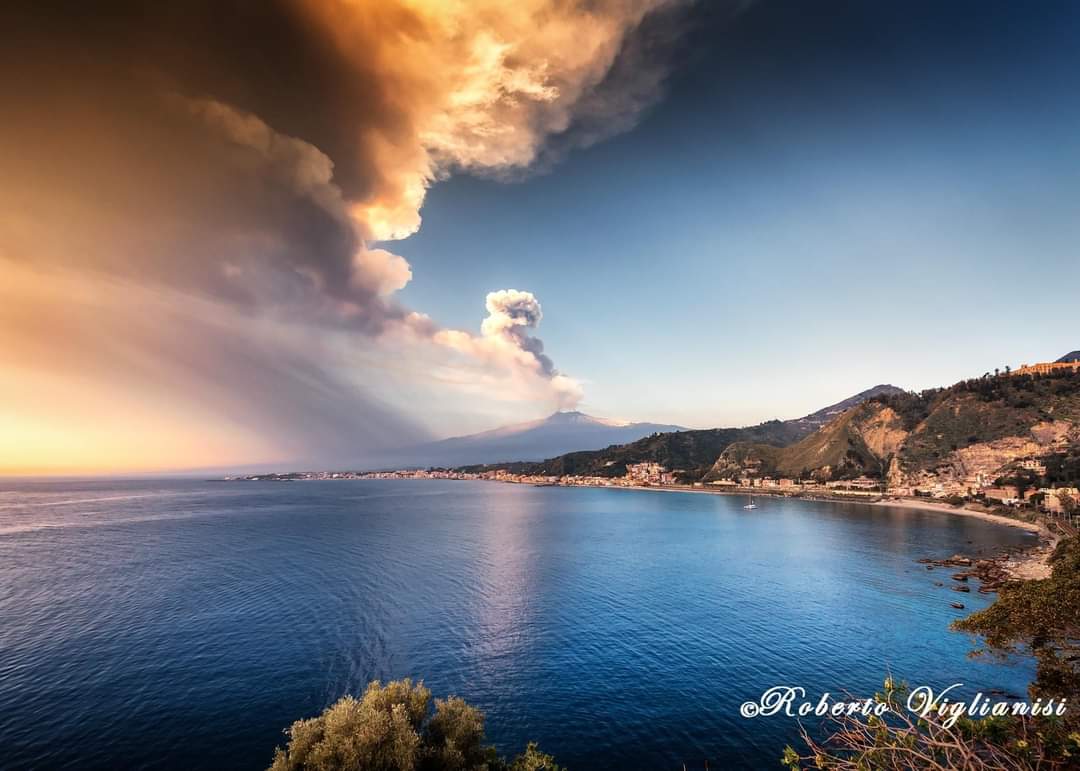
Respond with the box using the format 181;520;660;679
626;462;667;485
983;485;1020;504
825;477;880;491
1013;360;1080;376
1041;487;1080;514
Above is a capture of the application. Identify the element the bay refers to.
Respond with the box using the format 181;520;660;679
0;479;1035;769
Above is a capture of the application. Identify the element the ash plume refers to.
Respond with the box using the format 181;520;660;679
435;290;584;409
0;0;685;468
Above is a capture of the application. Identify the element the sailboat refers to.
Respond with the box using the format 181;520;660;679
743;493;757;510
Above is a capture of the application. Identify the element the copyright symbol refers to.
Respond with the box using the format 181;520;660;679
740;701;760;718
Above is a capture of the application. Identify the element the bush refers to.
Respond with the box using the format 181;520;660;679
269;679;561;771
954;537;1080;706
785;537;1080;768
782;677;1079;770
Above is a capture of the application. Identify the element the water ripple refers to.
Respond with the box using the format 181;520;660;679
0;479;1036;770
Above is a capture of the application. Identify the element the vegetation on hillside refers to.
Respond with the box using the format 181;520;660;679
955;537;1080;708
707;370;1080;484
705;402;902;482
269;679;560;771
1043;447;1080;488
456;387;909;482
459;420;809;482
882;370;1080;475
873;368;1080;415
458;370;1080;488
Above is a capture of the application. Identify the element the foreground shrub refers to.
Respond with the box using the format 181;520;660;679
782;678;1077;770
269;679;561;771
784;536;1080;769
954;536;1080;708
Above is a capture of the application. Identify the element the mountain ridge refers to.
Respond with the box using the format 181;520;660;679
393;410;684;468
792;384;905;428
460;385;905;481
705;364;1080;493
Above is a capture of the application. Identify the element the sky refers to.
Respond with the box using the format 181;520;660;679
3;0;1080;475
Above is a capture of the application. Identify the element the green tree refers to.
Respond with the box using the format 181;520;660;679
269;679;561;771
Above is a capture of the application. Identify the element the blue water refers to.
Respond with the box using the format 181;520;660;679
0;479;1036;769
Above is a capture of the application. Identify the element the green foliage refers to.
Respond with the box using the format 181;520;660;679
505;744;561;771
870;388;940;431
874;369;1080;474
424;697;498;771
900;392;1036;471
954;368;1080;408
1036;448;1080;488
269;679;560;771
954;538;1080;704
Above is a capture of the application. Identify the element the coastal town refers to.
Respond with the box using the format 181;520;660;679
233;460;1080;528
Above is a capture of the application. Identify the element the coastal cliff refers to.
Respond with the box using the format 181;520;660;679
705;368;1080;495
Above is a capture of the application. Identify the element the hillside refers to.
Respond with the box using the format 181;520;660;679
788;384;905;432
706;368;1080;491
459;385;903;481
465;421;804;482
706;401;906;482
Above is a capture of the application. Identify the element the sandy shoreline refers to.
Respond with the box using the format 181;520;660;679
868;498;1056;579
866;496;1040;532
555;481;1057;580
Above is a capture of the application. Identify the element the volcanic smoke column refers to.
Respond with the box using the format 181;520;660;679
434;290;584;409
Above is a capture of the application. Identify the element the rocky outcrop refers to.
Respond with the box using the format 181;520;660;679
1030;420;1073;446
706;371;1080;490
859;406;908;458
705;402;909;482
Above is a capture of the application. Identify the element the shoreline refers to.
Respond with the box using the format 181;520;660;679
865;497;1056;580
538;481;1057;580
233;475;1059;580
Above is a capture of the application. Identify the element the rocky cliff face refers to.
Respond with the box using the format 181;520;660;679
706;402;907;481
858;405;908;459
705;371;1080;491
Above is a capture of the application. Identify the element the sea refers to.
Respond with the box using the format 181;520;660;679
0;478;1037;769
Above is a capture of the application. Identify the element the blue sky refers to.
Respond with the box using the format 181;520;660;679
7;0;1080;473
397;0;1080;429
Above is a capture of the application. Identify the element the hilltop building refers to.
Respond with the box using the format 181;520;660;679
1013;360;1080;376
1019;458;1047;474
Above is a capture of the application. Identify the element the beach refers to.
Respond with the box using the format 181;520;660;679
559;481;1058;580
868;498;1056;580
